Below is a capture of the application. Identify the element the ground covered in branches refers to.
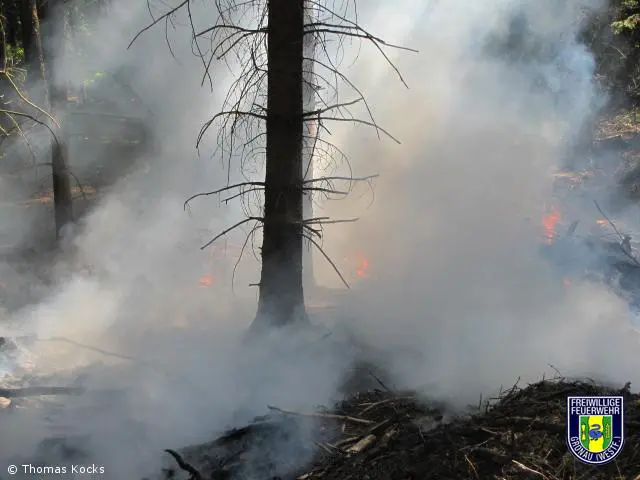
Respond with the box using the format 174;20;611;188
160;379;640;480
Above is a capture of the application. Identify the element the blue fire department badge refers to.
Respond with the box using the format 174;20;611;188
566;396;624;465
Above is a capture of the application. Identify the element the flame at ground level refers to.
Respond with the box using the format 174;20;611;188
198;274;215;287
356;258;369;278
542;207;561;244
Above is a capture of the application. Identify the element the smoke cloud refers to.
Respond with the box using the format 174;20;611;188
315;0;640;401
1;0;638;477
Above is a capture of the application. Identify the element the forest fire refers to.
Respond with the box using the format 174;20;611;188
542;207;561;244
355;256;369;278
197;244;225;287
198;274;215;287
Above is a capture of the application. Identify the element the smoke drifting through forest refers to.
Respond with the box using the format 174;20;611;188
320;0;640;400
1;0;639;477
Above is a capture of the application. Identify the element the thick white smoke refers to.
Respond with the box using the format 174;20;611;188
0;0;638;478
315;0;640;401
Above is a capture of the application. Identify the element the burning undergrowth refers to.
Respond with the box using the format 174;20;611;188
158;378;640;480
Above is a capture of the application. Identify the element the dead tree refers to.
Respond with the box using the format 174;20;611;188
35;0;73;239
250;0;306;329
133;0;409;332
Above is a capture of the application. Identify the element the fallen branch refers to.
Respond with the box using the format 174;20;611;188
593;199;640;267
345;434;376;454
511;459;550;479
164;449;203;480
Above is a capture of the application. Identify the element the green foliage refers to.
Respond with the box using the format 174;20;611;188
612;13;640;33
580;0;640;102
5;45;25;67
612;0;640;33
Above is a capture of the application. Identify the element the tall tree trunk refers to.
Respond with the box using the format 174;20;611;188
34;0;73;239
19;0;34;72
28;1;46;103
3;0;17;47
0;0;7;136
302;1;316;292
251;0;308;331
0;0;7;70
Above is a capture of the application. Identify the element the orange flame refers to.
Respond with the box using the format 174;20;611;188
198;245;218;287
356;257;369;278
542;207;561;244
198;274;215;287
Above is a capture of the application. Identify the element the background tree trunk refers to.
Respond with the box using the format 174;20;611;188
251;0;308;331
0;1;6;70
302;1;317;292
3;0;17;47
36;0;73;240
19;0;34;76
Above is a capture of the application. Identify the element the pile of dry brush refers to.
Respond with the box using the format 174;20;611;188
160;379;640;480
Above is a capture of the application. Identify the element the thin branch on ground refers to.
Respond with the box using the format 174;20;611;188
164;449;203;480
593;199;640;267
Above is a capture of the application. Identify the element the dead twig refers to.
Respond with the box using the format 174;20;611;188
512;459;550;479
593;199;640;267
465;454;480;479
164;449;203;480
345;434;376;454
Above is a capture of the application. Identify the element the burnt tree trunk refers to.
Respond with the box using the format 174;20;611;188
36;0;73;240
251;0;309;331
302;1;316;291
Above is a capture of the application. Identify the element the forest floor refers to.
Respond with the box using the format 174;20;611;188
159;378;640;480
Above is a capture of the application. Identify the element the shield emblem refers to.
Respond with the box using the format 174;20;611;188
567;396;624;465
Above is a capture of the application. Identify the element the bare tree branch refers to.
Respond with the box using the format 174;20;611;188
184;181;266;210
128;0;189;49
131;0;410;301
200;216;263;250
303;231;350;288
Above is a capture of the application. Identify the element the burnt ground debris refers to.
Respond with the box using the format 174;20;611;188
159;379;640;480
1;319;639;480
